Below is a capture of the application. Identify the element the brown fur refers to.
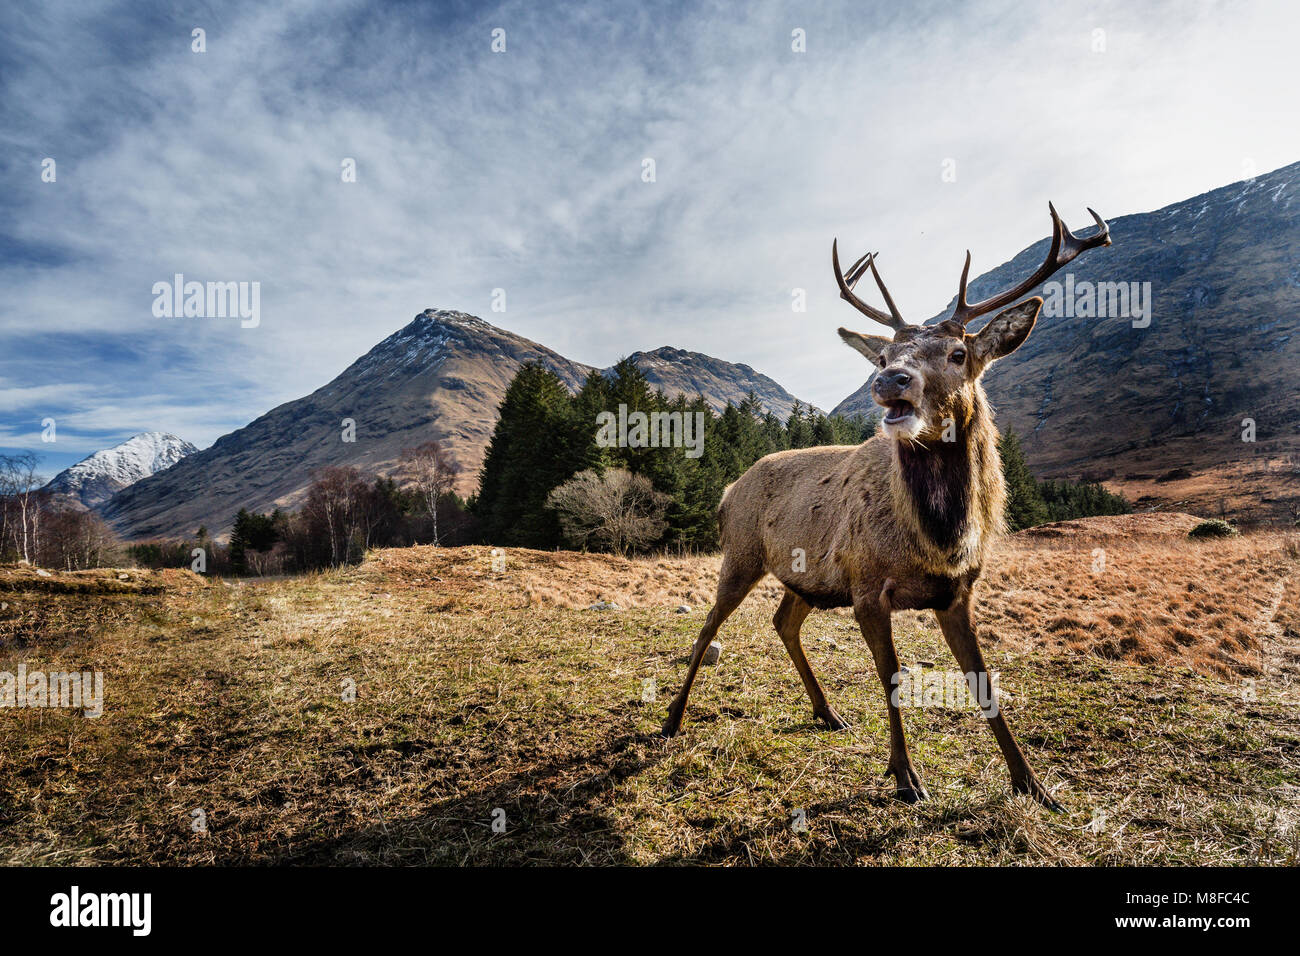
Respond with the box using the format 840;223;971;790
662;298;1064;810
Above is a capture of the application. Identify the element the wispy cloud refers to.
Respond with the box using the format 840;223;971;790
3;0;1298;471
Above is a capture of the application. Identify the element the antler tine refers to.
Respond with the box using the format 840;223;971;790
866;255;905;328
950;203;1110;327
844;249;875;288
832;239;908;331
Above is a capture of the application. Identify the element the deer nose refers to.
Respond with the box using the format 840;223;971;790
876;368;912;390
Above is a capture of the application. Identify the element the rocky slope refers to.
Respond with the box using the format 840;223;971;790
624;346;819;419
834;161;1300;523
44;432;196;510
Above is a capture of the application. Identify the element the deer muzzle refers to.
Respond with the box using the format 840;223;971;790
873;367;923;433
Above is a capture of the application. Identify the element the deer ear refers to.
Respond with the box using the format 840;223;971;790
838;327;892;367
972;297;1042;363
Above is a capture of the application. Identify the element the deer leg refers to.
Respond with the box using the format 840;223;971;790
661;555;760;737
934;595;1064;812
773;590;848;730
854;601;928;803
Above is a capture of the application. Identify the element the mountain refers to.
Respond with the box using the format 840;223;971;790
103;310;817;539
834;161;1300;523
102;310;589;539
624;346;820;418
44;432;196;510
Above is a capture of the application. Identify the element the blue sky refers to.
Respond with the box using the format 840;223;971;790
3;0;1299;477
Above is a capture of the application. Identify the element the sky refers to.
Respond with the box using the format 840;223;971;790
3;0;1299;476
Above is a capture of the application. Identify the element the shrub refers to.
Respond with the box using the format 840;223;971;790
1188;519;1238;539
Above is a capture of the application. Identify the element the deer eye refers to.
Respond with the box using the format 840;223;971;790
949;349;966;365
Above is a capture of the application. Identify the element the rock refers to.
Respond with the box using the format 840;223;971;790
702;641;723;665
675;605;691;614
35;568;52;578
587;601;622;611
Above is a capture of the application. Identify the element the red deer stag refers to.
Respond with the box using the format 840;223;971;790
662;205;1111;809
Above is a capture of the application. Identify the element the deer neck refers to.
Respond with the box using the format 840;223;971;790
888;388;1000;573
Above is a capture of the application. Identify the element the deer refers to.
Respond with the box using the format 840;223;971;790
661;204;1111;810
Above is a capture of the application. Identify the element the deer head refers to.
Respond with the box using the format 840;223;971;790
834;204;1110;441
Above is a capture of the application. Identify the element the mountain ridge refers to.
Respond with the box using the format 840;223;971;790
832;161;1300;521
102;310;820;538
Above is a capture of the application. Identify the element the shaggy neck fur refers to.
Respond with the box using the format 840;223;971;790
888;387;1004;572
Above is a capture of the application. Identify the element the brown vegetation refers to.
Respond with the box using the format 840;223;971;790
1;514;1297;865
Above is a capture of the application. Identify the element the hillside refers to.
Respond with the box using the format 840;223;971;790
102;310;818;539
102;310;591;538
624;346;820;419
834;162;1300;524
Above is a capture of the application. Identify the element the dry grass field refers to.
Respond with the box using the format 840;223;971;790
2;514;1299;866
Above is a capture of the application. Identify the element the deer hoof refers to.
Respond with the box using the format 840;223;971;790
1014;777;1065;812
888;766;929;803
815;706;850;731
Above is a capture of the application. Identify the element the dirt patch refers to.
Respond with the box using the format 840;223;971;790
1014;512;1203;541
0;564;202;595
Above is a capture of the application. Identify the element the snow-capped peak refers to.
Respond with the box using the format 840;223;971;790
45;432;198;510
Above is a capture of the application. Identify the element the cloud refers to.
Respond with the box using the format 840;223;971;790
2;0;1298;467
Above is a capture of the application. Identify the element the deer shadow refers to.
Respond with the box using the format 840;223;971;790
259;704;668;866
653;789;1019;865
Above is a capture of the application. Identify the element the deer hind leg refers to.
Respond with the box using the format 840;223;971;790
854;601;929;803
934;597;1063;812
773;590;849;730
661;553;762;738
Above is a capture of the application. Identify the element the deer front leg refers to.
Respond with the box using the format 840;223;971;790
934;594;1063;812
854;601;928;803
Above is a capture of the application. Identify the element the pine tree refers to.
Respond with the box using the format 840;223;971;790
474;363;576;547
785;401;816;448
229;508;251;573
998;428;1049;531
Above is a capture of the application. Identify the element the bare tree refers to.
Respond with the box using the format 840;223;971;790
401;441;457;545
41;507;117;570
0;453;46;563
302;466;371;566
546;468;669;555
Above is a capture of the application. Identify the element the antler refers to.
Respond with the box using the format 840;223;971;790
949;203;1111;327
832;240;908;332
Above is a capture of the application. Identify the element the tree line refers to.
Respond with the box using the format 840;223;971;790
998;429;1130;531
473;360;874;552
128;444;474;575
472;362;1131;553
2;376;1130;575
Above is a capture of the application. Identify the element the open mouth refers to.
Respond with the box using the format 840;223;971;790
881;400;914;424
